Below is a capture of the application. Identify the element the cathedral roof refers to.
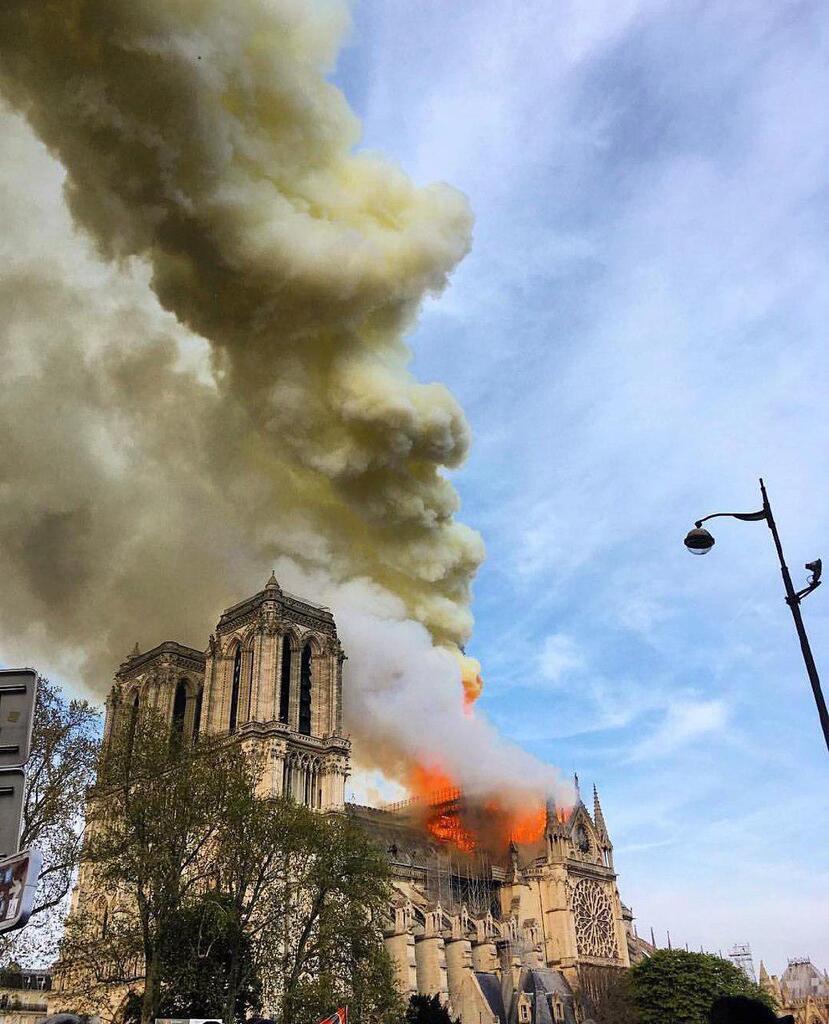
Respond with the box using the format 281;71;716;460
476;972;508;1024
781;958;829;1000
117;640;206;680
216;572;336;635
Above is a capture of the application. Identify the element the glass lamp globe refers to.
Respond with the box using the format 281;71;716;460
684;527;715;555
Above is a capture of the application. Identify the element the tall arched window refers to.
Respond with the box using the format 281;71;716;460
229;645;242;734
126;691;140;756
299;644;312;735
171;679;188;743
192;686;203;743
279;636;292;723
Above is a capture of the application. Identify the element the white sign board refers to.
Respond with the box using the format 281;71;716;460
0;669;37;769
0;848;41;934
0;769;26;859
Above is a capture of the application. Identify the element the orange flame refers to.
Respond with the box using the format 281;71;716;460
427;809;477;851
462;671;483;711
408;762;474;850
408;762;459;801
506;803;547;844
407;763;554;853
455;652;483;713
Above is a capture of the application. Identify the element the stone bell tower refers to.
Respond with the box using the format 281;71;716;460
103;571;351;810
201;571;351;809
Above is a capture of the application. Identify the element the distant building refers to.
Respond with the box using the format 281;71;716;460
0;968;50;1024
52;573;648;1022
760;958;829;1024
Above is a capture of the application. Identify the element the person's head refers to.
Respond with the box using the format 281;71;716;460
709;996;794;1024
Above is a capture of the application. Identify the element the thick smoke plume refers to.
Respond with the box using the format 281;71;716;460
0;1;571;803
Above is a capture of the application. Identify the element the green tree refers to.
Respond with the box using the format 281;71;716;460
628;950;775;1024
0;676;100;966
58;710;401;1024
58;709;258;1024
256;809;404;1024
405;994;459;1024
121;892;261;1023
577;964;637;1024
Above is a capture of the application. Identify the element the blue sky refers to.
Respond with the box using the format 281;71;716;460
334;0;829;973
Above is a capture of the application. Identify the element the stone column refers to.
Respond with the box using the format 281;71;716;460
471;939;499;974
312;648;332;738
201;644;217;734
335;651;344;733
270;743;285;799
274;633;285;722
268;632;280;721
415;934;448;1001
499;942;522;992
613;885;631;967
445;938;474;1017
210;653;230;734
386;932;417;996
101;688;119;753
540;869;576;968
328;767;346;811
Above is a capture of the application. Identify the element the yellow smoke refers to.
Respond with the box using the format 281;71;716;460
0;0;481;656
0;1;579;803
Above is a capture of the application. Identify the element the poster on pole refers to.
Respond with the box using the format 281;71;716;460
0;848;41;934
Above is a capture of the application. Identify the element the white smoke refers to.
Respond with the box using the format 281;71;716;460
0;1;571;802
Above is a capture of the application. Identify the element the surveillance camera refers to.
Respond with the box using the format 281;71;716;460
805;558;822;581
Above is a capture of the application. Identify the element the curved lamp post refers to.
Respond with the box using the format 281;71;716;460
684;477;829;753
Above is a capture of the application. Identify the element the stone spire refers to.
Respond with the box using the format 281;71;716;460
264;569;280;591
130;641;140;659
759;961;771;987
545;797;567;834
593;783;608;838
574;772;581;804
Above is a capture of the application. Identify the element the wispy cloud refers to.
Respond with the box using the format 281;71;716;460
538;632;585;684
627;698;729;762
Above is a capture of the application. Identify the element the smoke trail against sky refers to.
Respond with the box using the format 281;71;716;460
0;0;570;801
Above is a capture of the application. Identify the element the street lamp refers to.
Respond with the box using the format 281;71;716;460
684;477;829;753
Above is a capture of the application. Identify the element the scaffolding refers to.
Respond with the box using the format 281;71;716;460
420;845;500;918
729;943;757;983
382;793;502;919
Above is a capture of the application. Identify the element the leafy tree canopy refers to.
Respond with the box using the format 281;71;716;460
405;994;459;1024
58;708;402;1024
628;950;776;1024
121;892;261;1024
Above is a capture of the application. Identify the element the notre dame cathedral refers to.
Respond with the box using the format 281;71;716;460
57;574;649;1023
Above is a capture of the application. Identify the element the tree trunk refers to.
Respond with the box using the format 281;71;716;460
223;952;242;1024
142;950;160;1024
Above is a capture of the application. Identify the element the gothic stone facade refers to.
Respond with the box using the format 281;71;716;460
101;571;350;810
761;959;829;1024
58;575;641;1024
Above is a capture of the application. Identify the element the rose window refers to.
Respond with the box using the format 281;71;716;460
571;878;617;959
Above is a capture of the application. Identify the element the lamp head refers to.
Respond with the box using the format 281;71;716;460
684;526;715;555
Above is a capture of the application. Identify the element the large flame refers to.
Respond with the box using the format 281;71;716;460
504;802;547;844
455;651;484;712
408;762;460;803
407;762;554;853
